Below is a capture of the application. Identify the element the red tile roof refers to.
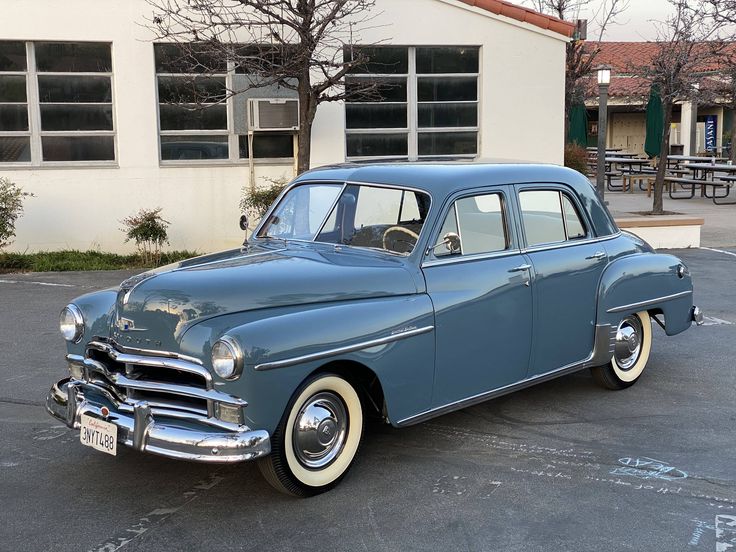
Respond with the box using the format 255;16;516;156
458;0;575;37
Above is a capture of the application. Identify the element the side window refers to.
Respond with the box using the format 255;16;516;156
434;193;507;257
519;189;588;247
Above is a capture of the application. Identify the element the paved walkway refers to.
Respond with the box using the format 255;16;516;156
595;180;736;248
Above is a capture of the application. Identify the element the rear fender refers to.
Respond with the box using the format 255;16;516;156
598;253;694;337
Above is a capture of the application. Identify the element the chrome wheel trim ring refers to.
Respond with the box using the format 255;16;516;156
292;392;348;469
613;315;644;371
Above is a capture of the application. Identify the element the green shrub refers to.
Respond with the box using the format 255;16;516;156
0;249;197;273
240;176;289;218
564;144;590;176
0;177;34;250
121;207;170;266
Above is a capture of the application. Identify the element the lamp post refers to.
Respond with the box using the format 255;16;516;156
690;82;699;155
596;67;611;200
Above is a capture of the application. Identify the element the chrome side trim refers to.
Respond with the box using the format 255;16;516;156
606;290;693;314
396;324;615;427
254;325;435;371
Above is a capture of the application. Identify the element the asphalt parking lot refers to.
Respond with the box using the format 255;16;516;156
1;247;735;552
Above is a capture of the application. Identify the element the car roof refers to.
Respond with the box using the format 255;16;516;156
295;162;589;198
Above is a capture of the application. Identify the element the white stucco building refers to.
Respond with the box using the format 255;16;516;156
0;0;572;253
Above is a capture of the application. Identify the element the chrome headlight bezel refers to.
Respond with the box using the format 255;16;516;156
211;336;244;380
59;304;84;343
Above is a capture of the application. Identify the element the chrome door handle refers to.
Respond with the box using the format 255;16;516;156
586;251;606;260
509;264;532;272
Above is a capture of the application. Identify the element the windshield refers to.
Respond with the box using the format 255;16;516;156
258;182;431;255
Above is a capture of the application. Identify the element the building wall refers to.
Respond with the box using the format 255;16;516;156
0;0;567;253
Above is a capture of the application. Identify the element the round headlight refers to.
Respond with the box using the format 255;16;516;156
211;336;243;380
59;304;84;343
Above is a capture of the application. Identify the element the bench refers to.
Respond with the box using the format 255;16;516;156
664;177;736;205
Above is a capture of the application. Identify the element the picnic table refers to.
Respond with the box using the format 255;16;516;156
604;157;653;192
666;155;728;169
665;162;736;204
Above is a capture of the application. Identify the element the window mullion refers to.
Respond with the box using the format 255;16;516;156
25;42;42;166
407;47;418;161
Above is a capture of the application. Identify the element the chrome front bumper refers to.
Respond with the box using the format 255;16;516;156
46;377;270;463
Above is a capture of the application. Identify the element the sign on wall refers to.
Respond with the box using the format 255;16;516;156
705;115;717;152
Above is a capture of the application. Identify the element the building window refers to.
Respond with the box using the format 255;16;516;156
345;46;479;160
154;44;296;164
0;41;115;165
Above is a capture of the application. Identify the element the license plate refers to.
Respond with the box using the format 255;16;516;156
80;413;117;456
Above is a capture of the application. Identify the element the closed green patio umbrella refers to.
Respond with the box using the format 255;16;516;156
644;84;664;158
567;104;588;147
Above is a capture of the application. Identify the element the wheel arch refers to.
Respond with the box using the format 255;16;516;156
308;359;387;421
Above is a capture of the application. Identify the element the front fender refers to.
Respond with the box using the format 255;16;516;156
598;253;694;336
181;295;435;434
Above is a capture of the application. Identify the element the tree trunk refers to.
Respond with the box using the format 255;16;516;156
731;105;736;163
296;81;317;175
652;99;674;215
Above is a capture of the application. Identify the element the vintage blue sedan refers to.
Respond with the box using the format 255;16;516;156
47;163;702;496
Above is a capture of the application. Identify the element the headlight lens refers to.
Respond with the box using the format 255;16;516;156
59;305;84;343
211;337;243;380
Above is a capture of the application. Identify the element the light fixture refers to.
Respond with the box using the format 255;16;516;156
597;68;611;86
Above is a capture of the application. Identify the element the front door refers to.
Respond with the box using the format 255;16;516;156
423;188;533;407
515;186;608;377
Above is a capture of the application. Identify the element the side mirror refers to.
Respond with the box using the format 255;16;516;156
443;232;461;253
239;214;249;231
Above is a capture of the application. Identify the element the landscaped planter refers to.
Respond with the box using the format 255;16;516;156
615;215;704;249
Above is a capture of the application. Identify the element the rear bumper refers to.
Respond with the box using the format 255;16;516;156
46;377;270;463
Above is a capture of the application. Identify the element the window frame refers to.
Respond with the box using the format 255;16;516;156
0;41;117;168
345;45;480;162
154;47;297;167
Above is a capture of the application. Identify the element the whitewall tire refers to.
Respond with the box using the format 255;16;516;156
591;311;652;390
258;373;364;497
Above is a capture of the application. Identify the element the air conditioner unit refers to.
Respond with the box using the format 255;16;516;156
248;98;299;131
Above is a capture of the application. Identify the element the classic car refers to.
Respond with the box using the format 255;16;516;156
47;163;703;497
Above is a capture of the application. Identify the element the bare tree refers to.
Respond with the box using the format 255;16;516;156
633;0;730;214
524;0;629;137
147;0;383;174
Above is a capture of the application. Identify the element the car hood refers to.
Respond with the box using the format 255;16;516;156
110;243;418;351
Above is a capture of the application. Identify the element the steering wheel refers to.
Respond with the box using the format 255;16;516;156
382;226;420;253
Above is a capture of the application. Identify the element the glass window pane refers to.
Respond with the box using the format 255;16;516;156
160;135;228;160
154;43;228;73
42;135;115;161
0;105;28;131
418;131;477;156
158;76;226;103
416;47;479;74
345;77;407;102
519;190;566;246
238;133;294;158
38;75;111;103
418;103;477;128
347;133;408;157
345;47;408;74
562;194;587;239
0;75;27;102
35;42;111;72
346;104;407;129
260;184;343;240
0;136;31;162
418;77;477;102
159;104;226;130
0;41;27;72
456;194;507;255
40;104;113;131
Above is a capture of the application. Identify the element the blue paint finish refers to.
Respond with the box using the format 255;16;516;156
52;162;699;452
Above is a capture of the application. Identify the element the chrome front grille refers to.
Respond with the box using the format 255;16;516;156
67;341;246;422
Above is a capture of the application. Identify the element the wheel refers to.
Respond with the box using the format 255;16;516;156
381;226;419;253
591;311;652;390
258;373;364;497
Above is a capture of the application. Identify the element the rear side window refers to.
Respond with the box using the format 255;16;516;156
519;190;587;247
434;193;508;257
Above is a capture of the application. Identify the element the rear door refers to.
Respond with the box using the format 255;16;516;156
514;185;608;377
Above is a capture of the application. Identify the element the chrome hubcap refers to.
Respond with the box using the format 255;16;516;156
614;315;644;371
292;392;347;469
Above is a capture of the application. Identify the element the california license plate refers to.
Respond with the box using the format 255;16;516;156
80;413;117;456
